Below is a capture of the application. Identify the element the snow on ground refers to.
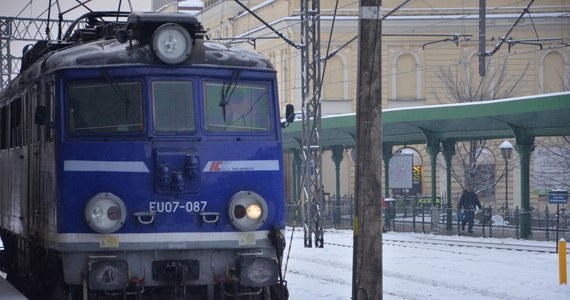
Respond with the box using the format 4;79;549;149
284;228;570;300
1;231;569;299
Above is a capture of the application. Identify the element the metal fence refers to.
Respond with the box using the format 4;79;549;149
285;195;570;241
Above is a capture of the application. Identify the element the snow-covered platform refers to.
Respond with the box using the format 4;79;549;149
0;276;26;300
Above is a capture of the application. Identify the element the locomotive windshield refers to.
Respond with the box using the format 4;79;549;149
152;81;195;132
68;82;143;133
204;82;270;132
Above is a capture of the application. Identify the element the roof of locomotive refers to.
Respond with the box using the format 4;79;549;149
40;37;275;71
1;12;274;99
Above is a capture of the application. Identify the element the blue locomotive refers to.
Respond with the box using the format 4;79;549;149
0;11;291;299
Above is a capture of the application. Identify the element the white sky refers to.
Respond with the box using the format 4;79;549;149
0;0;153;71
0;0;152;19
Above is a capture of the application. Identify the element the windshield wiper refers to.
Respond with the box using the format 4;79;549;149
219;70;241;122
102;70;132;104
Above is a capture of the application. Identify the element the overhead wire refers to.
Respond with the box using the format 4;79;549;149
8;1;567;103
239;1;569;101
14;1;34;19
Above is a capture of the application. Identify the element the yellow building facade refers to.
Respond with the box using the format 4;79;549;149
196;1;570;210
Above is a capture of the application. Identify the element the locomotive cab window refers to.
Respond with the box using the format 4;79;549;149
153;81;195;132
67;82;143;133
204;82;270;132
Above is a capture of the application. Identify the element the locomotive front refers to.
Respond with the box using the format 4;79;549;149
46;12;287;299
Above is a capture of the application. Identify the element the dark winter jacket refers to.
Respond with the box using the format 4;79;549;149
458;189;482;210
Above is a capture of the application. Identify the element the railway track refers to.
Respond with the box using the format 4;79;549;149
324;236;560;253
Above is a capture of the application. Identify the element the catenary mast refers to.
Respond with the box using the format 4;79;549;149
299;0;324;248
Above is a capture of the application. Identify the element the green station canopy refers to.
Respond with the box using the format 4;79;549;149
282;91;570;150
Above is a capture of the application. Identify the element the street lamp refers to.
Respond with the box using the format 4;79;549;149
500;141;514;210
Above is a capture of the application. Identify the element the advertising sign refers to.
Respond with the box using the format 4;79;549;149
389;154;413;189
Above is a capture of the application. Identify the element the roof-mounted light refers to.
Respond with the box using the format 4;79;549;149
151;23;193;64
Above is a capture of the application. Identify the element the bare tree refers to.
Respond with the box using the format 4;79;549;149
534;137;570;190
534;76;570;191
538;68;570;94
435;57;529;104
435;57;528;203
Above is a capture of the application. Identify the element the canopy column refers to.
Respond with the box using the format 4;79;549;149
426;144;440;206
293;150;302;204
512;134;534;240
382;143;394;199
442;140;455;230
516;143;534;239
421;131;441;207
508;125;535;239
330;145;344;224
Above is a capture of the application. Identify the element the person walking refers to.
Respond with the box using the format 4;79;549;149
458;185;482;233
382;196;390;232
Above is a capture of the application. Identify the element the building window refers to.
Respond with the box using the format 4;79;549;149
391;52;422;101
322;56;345;101
534;144;570;191
396;54;416;99
204;0;222;9
468;147;496;201
541;50;568;93
281;49;289;105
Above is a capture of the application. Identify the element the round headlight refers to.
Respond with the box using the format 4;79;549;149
152;23;193;64
85;193;127;234
228;191;268;231
246;204;262;219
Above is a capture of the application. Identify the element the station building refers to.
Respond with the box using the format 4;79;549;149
194;1;569;212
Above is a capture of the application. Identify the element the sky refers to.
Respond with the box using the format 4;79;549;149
0;0;151;19
0;0;153;77
284;229;570;300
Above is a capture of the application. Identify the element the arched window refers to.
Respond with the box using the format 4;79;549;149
281;49;289;105
466;53;479;91
464;51;496;100
322;56;345;101
471;147;496;200
393;147;423;196
541;50;568;93
396;54;416;99
391;52;422;102
534;143;570;191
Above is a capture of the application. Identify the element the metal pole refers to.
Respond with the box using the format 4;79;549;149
478;0;486;76
544;205;550;242
505;159;509;210
352;1;383;298
300;0;324;248
557;204;560;253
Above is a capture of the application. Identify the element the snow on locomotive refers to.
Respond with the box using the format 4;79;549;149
0;11;290;299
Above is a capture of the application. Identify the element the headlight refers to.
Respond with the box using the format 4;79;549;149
228;191;268;231
152;23;193;64
85;193;127;234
